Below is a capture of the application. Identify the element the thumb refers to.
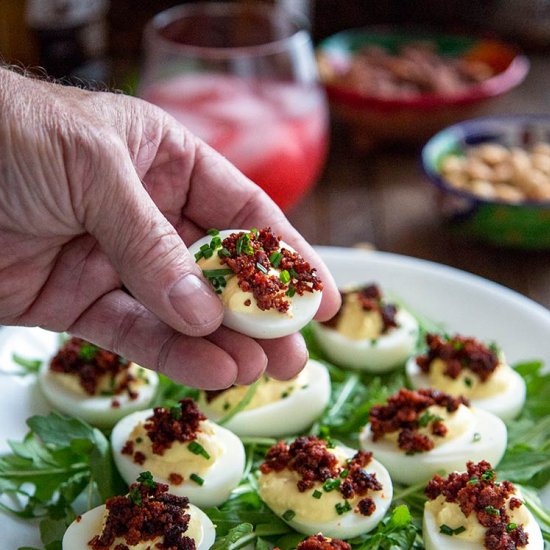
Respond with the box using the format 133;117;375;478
83;150;223;337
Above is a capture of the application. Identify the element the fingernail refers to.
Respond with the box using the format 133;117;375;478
169;274;222;327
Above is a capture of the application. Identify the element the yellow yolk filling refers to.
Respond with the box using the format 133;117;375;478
426;494;531;543
128;420;222;479
49;363;147;397
95;504;203;549
381;404;474;448
428;358;514;399
259;448;368;523
333;292;386;341
201;369;309;415
197;253;295;317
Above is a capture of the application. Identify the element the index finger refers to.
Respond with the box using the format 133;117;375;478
183;139;341;321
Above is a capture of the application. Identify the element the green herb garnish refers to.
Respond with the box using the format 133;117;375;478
188;441;211;460
190;473;204;486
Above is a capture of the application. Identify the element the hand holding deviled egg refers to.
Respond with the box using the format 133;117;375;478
188;228;323;339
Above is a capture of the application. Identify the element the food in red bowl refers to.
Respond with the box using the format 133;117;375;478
317;29;530;150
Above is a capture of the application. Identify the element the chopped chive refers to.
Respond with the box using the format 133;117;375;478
202;248;213;259
207;228;219;236
322;478;341;492
370;338;378;346
467;477;479;485
256;262;268;275
481;469;494;481
286;285;296;298
170;405;182;420
269;251;283;267
136;437;143;444
223;402;230;411
506;523;517;532
312;490;322;499
340;469;349;479
190;473;204;486
289;268;299;279
202;269;233;278
484;505;500;516
218;247;231;258
279;270;291;284
464;377;473;387
194;251;203;261
282;509;295;521
210;237;221;249
250;228;259;236
473;432;481;442
335;501;352;515
128;486;142;506
78;343;98;361
188;441;211;460
281;391;289;399
439;524;465;536
137;471;156;488
418;411;443;428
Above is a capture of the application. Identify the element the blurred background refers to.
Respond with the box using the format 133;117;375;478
1;0;550;306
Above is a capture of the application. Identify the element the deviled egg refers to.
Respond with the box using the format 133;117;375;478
111;398;245;508
406;333;526;420
360;388;506;486
39;337;158;428
258;436;392;538
311;284;418;372
63;472;215;550
188;228;323;339
423;460;544;549
294;534;352;549
197;359;331;437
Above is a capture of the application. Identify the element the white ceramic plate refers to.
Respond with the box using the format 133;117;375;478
1;248;550;548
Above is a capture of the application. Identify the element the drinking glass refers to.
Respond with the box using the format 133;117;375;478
140;2;329;210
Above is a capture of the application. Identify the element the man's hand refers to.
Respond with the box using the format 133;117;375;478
0;68;340;389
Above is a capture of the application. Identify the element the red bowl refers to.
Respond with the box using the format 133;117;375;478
317;29;530;150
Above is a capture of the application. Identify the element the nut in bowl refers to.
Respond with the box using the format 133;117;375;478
422;114;550;248
317;28;529;150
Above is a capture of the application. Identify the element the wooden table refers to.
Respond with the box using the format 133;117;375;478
288;54;550;309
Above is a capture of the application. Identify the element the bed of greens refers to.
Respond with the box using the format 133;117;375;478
1;317;550;550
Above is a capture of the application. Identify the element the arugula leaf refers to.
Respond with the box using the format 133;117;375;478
9;353;42;375
149;374;200;408
0;412;121;549
210;523;255;550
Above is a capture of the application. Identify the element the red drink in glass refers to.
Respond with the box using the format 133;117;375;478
140;3;329;211
143;74;328;210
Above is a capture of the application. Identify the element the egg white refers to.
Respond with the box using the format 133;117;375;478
360;407;507;486
188;230;322;339
259;444;393;539
406;357;527;421
423;494;544;550
62;501;216;550
111;409;245;508
199;359;331;437
38;362;158;429
312;309;418;372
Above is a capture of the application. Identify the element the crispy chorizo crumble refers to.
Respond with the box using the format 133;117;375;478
369;388;469;454
122;399;205;464
417;333;499;382
50;337;137;398
285;534;352;550
425;461;529;550
88;476;195;550
204;228;322;313
321;284;398;332
261;437;382;516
